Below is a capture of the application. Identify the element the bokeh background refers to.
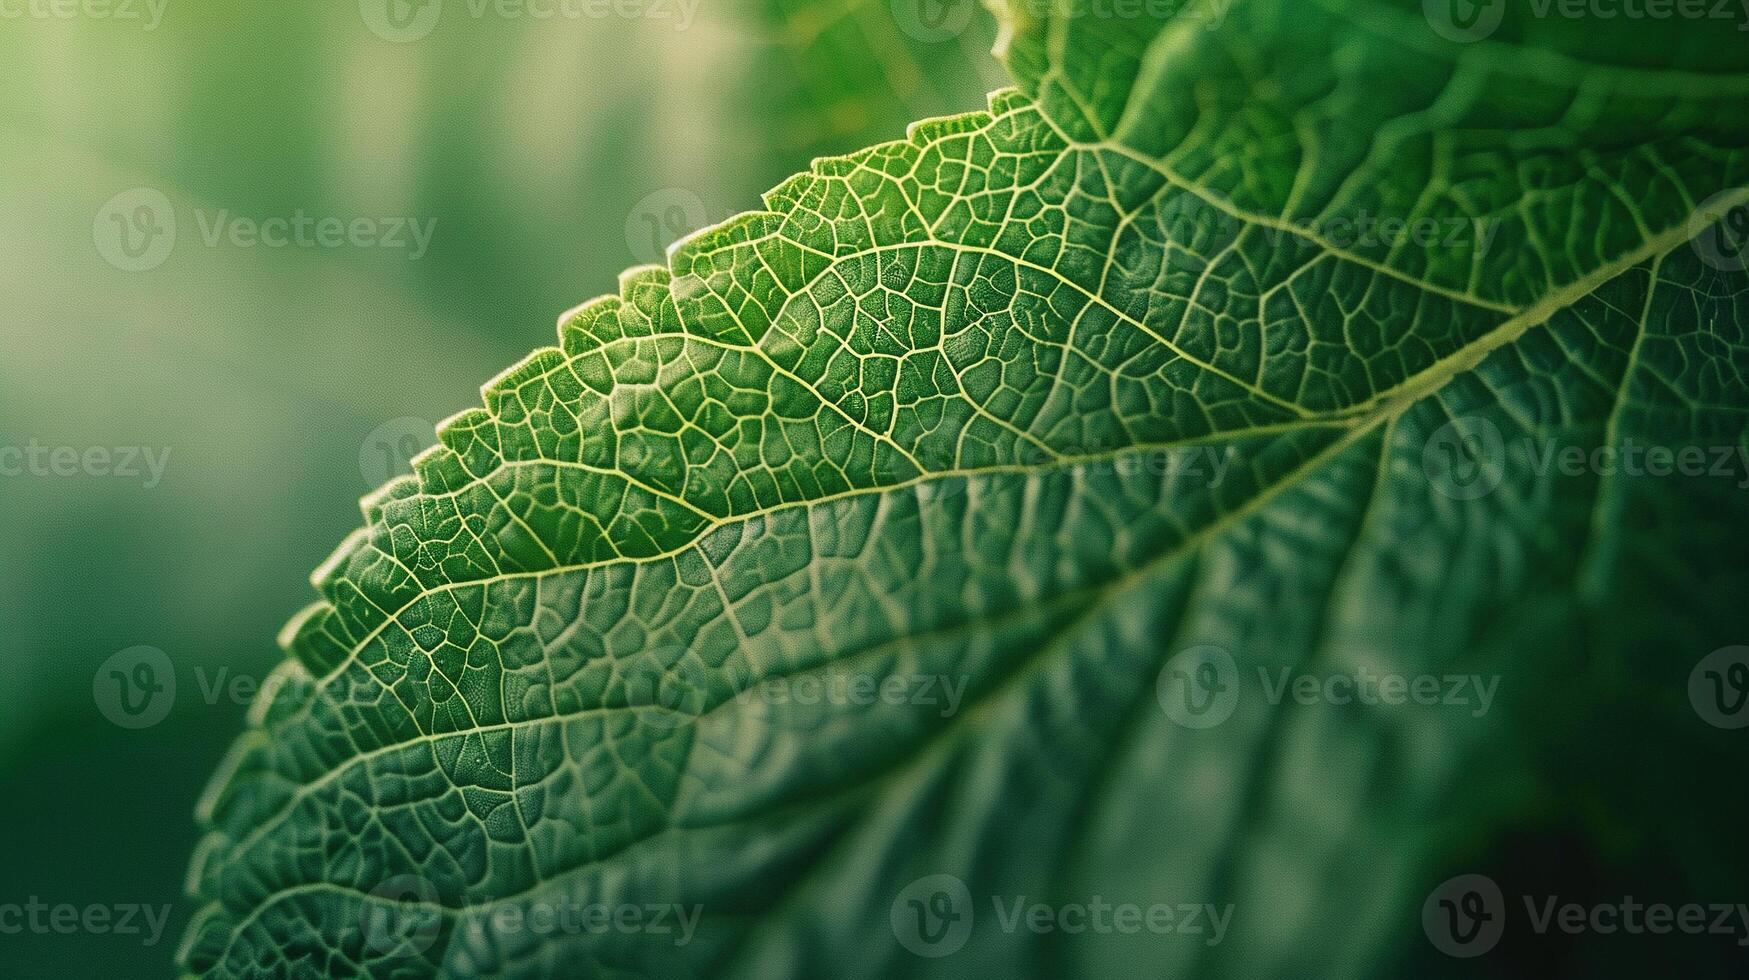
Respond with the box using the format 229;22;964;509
0;2;1004;973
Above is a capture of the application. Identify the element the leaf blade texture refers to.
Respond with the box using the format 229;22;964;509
183;2;1749;975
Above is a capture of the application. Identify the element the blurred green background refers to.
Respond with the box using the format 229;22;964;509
0;1;1002;973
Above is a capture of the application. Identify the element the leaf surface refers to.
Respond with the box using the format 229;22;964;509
183;2;1749;975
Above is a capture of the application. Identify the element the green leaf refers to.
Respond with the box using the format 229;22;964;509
183;1;1749;975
